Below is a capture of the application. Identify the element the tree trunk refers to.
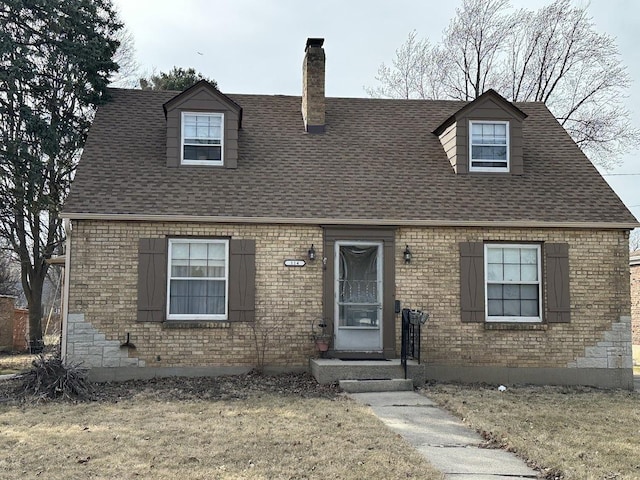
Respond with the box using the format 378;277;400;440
22;260;47;353
28;290;44;353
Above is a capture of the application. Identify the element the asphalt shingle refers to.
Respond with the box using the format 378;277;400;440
62;89;637;226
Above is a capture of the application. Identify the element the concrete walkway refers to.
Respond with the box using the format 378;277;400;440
349;391;539;480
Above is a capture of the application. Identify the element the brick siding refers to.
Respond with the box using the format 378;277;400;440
67;221;323;369
396;227;630;368
0;296;14;352
66;221;631;372
12;308;28;352
0;296;29;353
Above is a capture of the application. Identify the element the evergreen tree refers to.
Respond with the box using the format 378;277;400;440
139;67;217;91
0;0;121;350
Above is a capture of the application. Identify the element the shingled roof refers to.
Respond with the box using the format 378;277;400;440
62;88;638;228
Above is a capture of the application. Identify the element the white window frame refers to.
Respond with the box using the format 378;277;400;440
469;120;509;173
181;112;224;166
484;243;542;323
167;238;229;321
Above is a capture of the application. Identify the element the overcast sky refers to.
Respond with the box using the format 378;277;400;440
113;0;640;224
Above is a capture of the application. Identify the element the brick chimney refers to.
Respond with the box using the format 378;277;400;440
302;38;325;133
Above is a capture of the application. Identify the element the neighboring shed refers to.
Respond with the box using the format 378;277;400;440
0;295;28;353
631;250;640;365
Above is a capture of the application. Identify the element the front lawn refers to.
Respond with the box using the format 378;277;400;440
3;369;639;479
427;384;640;479
0;374;442;480
0;353;37;375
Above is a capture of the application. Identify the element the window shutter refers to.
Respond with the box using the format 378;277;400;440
545;243;570;323
460;242;485;323
137;238;167;322
229;239;256;322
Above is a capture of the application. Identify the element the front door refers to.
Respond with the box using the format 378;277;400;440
334;241;383;351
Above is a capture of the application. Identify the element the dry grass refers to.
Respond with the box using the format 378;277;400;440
0;354;36;375
426;384;640;479
0;392;442;479
0;335;60;375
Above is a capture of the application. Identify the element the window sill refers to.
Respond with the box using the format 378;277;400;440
484;322;548;331
468;168;510;174
163;321;231;329
181;160;224;167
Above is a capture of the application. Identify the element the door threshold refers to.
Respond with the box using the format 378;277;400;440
338;358;390;361
331;351;387;361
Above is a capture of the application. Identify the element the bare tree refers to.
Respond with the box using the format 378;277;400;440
504;0;637;168
0;250;18;297
368;0;639;168
109;26;140;88
439;0;517;100
366;31;445;100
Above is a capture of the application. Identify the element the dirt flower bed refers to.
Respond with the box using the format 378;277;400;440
95;371;342;402
0;370;340;404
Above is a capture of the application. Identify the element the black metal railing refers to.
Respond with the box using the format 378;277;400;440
401;308;429;379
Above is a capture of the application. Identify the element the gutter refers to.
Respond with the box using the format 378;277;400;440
60;219;72;362
60;212;640;230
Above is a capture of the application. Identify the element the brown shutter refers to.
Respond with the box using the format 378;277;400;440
166;111;180;168
460;242;485;322
546;243;570;323
228;239;256;322
137;238;167;322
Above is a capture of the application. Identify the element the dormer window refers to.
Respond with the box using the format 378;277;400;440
434;90;525;175
181;112;224;165
164;81;241;169
469;121;509;172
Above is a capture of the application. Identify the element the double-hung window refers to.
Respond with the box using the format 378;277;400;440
485;244;541;322
181;112;224;165
167;239;229;320
469;121;509;172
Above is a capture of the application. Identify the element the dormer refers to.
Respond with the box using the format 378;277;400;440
433;89;527;175
163;80;242;169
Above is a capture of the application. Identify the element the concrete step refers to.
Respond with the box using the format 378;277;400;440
339;378;414;393
311;358;403;384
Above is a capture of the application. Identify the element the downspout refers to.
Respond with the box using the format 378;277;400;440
60;218;72;362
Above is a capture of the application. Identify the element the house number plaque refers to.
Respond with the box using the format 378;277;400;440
284;259;306;267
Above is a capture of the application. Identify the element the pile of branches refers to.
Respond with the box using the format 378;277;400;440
17;354;94;401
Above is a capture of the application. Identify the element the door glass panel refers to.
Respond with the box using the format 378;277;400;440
338;305;379;327
338;245;380;328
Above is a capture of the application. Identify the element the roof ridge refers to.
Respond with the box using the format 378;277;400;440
105;87;548;106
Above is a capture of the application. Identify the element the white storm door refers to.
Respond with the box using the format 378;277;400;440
334;241;383;351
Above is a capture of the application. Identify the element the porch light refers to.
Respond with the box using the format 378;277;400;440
308;244;316;261
403;245;412;263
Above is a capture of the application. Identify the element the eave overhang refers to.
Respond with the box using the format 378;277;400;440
60;212;640;230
